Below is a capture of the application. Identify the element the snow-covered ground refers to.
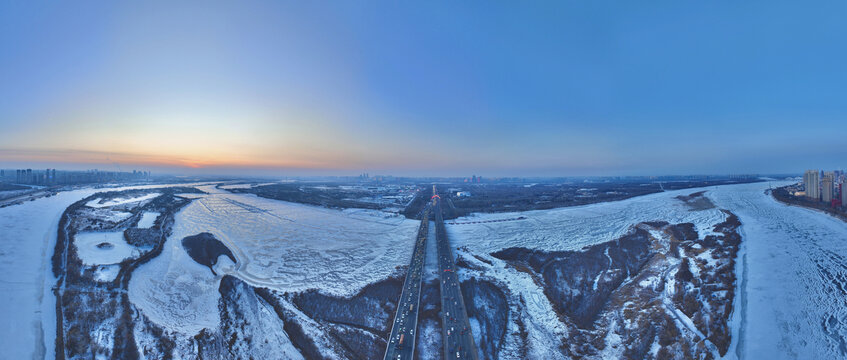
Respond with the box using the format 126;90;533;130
0;182;211;360
447;186;728;254
74;231;141;265
93;264;121;282
129;185;420;335
85;193;161;208
218;182;278;190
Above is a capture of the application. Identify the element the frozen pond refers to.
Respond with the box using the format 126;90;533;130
74;231;139;265
137;211;160;228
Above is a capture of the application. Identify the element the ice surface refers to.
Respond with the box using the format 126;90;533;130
0;188;100;360
129;185;420;334
74;231;140;265
136;211;160;229
709;182;847;359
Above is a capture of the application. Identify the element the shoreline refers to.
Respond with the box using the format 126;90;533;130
770;187;847;224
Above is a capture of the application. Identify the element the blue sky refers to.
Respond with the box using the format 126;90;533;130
1;1;845;176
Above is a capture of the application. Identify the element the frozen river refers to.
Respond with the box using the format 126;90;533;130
3;180;847;359
710;182;847;359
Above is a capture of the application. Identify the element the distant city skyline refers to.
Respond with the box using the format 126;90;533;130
2;1;846;177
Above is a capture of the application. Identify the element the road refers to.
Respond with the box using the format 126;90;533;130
434;190;479;360
383;205;430;360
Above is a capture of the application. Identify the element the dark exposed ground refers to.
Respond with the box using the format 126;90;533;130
489;211;743;359
0;183;29;191
288;272;405;359
224;178;761;221
231;183;386;210
434;179;759;220
492;227;655;329
460;278;509;359
676;191;717;211
181;232;236;275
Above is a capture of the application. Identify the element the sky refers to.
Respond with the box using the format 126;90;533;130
1;1;845;177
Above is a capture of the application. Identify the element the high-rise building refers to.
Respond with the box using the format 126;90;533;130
26;169;32;184
842;183;847;208
804;170;820;200
822;172;835;203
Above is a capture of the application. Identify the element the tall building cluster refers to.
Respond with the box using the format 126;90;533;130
803;169;846;207
463;175;482;183
804;170;820;200
1;168;150;185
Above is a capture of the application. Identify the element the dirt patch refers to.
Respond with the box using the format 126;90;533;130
676;191;716;211
181;232;236;275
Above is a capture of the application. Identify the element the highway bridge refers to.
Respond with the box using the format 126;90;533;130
383;205;430;360
434;190;479;360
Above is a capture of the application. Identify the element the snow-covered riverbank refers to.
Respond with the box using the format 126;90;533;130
0;183;214;360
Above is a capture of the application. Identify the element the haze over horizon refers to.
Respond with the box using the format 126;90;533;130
2;1;846;177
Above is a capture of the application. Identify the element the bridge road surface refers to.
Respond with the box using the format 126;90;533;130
383;205;430;360
434;196;480;360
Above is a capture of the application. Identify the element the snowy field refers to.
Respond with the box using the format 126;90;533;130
129;185;421;334
85;193;161;208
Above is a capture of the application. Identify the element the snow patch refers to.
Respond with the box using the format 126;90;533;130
136;211;160;229
74;231;140;266
93;265;120;282
85;193;161;208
